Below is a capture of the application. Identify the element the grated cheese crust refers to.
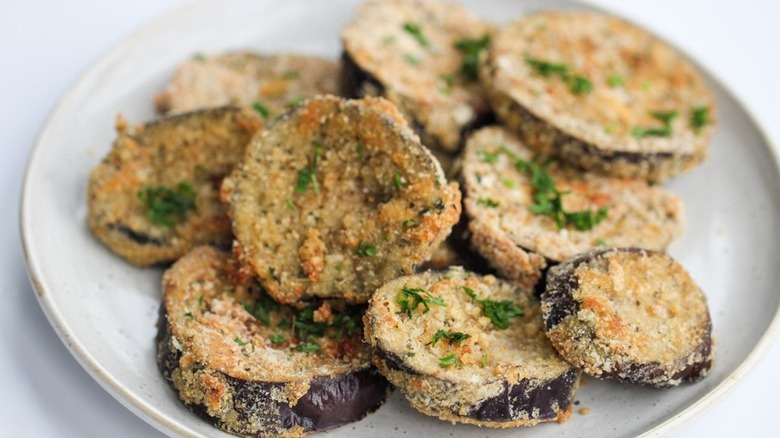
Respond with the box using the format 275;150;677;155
87;107;262;266
542;248;713;387
155;52;340;116
365;267;579;427
462;126;684;289
341;0;494;152
480;11;716;182
227;95;461;303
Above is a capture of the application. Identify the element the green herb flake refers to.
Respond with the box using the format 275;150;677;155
234;337;248;346
216;418;223;428
198;293;204;307
454;34;491;79
404;53;421;66
268;267;281;282
269;333;285;344
691;106;709;133
476;197;500;208
288;97;305;108
430;329;471;347
285;198;296;210
281;70;300;79
184;312;193;319
464;286;524;330
595;238;608;246
193;53;206;62
138;182;197;229
382;36;396;45
402;218;417;230
243;293;280;326
402;22;430;48
477;150;499;164
501;177;517;189
397;287;445;318
496;146;607;231
606;75;625;87
294;341;321;354
525;58;593;95
357;143;365;161
439;353;458;368
481;354;488;368
632;110;678;138
441;74;455;87
605;123;617;134
393;173;405;190
355;241;377;257
252;101;271;120
296;141;323;194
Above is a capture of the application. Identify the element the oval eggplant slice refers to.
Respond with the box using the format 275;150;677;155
87;107;262;266
461;126;684;289
364;267;580;427
156;246;389;437
542;247;713;387
341;0;494;153
155;52;340;117
227;95;461;304
480;11;716;182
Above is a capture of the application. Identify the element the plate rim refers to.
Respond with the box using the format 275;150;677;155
19;0;780;437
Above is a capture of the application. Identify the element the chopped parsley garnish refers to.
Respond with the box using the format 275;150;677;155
402;218;418;230
463;286;524;330
430;330;471;347
293;304;361;342
476;197;500;208
441;74;455;88
595;238;608;246
294;340;321;353
691;106;709;133
296;141;323;194
198;293;204;307
268;267;281;282
404;53;421;66
402;22;430;48
281;70;300;79
397;287;446;318
234;337;248;346
393;173;405;190
525;57;593;95
357;143;365;161
243;293;280;326
269;333;285;344
285;198;296;210
477;150;499;164
288;97;305;108
454;34;491;79
497;146;608;231
355;241;377;257
501;177;517;189
632;110;678;138
193;53;206;62
137;182;196;229
439;353;458;368
606;75;625;87
481;354;488;368
184;312;193;319
252;101;271;120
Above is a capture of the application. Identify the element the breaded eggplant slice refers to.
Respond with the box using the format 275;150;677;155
462;126;684;289
480;11;716;182
365;267;580;427
228;95;461;303
156;246;390;437
87;107;262;266
542;248;713;387
341;0;494;153
156;52;340;116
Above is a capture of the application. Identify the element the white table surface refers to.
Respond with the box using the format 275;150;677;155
3;0;778;436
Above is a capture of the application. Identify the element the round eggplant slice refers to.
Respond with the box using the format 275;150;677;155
461;126;684;289
365;267;580;427
227;95;461;304
87;107;262;266
542;247;713;387
155;52;340;117
156;246;390;437
341;0;494;152
480;11;716;182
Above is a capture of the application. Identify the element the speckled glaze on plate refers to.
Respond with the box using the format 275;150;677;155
20;0;780;437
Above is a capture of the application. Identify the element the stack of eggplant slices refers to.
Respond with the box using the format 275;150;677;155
86;0;716;436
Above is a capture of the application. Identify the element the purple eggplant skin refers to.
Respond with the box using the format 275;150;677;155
156;303;391;437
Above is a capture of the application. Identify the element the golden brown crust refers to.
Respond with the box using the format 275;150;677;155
228;95;461;304
341;0;494;152
156;52;340;116
542;248;713;387
365;267;579;427
461;126;684;288
480;11;716;182
87;107;262;266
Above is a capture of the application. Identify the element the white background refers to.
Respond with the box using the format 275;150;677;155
2;0;778;436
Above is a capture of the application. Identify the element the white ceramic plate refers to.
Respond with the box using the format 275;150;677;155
20;0;780;436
